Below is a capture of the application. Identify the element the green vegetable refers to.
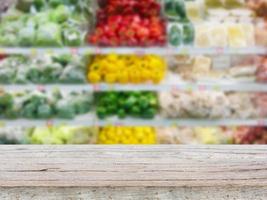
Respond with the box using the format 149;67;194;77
52;54;72;66
0;94;14;113
168;24;182;47
36;22;62;46
96;92;158;119
16;0;33;12
33;0;46;11
21;103;36;118
164;0;187;21
183;22;195;45
56;100;76;119
49;5;70;23
48;0;64;8
18;26;36;46
97;107;107;119
37;104;53;118
62;27;83;46
118;109;126;119
142;108;157;119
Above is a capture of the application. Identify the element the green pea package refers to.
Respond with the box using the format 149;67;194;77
0;90;93;119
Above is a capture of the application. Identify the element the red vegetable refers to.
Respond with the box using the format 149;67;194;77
89;0;166;46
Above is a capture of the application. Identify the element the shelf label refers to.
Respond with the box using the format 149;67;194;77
115;122;124;127
70;48;78;55
46;120;53;127
215;47;224;55
93;84;100;92
135;49;145;56
198;85;206;91
257;119;266;126
37;85;45;92
94;47;101;54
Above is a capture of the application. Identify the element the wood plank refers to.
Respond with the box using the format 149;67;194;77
0;186;267;200
0;145;266;187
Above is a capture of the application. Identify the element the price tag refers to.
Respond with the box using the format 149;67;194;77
135;49;145;56
92;84;100;92
46;120;53;127
37;85;45;92
212;55;231;70
115;122;123;127
95;47;101;54
215;47;224;55
70;48;78;55
198;85;206;91
257;119;265;126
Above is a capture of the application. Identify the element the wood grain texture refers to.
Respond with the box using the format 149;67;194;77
0;145;266;187
0;187;267;200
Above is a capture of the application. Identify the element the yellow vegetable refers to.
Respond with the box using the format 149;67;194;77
88;54;166;84
98;126;157;144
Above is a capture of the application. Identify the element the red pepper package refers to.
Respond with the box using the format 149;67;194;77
233;127;267;144
97;0;161;18
89;0;166;46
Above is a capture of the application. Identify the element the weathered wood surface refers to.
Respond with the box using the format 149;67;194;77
0;145;266;187
0;186;267;200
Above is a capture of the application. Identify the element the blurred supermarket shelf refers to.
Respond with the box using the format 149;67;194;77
2;81;267;92
0;117;266;127
0;46;267;55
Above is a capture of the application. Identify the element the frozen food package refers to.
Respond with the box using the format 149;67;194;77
185;0;204;21
159;91;263;119
255;21;267;46
195;23;228;47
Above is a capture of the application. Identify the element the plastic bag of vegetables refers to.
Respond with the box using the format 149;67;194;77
36;22;63;46
163;0;187;21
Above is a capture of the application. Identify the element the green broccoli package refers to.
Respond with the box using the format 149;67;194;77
163;0;188;21
0;89;93;119
167;22;195;47
0;0;95;46
0;54;87;84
